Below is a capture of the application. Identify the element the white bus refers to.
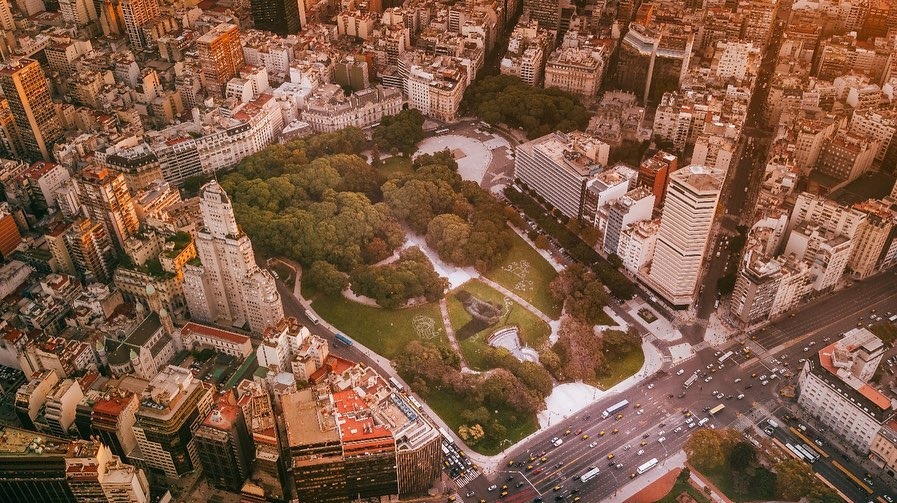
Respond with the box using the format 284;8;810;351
718;351;734;363
786;443;807;462
388;377;404;392
683;374;699;389
580;467;601;482
304;309;320;325
637;458;658;475
601;399;629;418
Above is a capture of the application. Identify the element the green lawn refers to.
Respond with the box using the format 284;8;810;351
424;384;538;456
447;280;551;371
302;283;448;358
378;155;414;178
655;479;712;503
697;466;776;502
595;346;646;390
484;232;562;319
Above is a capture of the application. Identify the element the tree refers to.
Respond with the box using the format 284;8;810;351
534;235;550;249
349;247;448;308
304;260;348;296
551;317;607;382
458;424;485;445
677;467;691;484
729;441;756;472
550;264;609;325
426;213;472;265
373;109;426;156
684;429;728;471
775;459;817;501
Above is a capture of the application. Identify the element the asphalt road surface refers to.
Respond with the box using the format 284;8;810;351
458;269;897;503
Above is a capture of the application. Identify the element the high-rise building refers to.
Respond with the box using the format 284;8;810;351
133;366;214;478
183;181;283;334
798;328;893;452
646;165;724;307
0;426;149;503
0;58;64;161
614;22;694;104
523;0;560;31
0;202;21;260
196;23;245;97
514;131;609;220
250;0;301;36
637;150;677;210
63;218;117;284
77;166;139;249
602;186;655;256
195;401;254;491
121;0;160;49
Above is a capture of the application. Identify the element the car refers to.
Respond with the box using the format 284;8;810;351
599;430;606;436
630;473;637;479
501;485;509;491
760;375;767;381
540;457;547;463
488;485;497;492
612;428;619;434
761;380;769;386
623;445;631;451
466;490;475;497
588;441;598;448
658;437;666;443
564;429;571;436
640;440;648;446
745;384;753;389
674;427;683;433
882;495;893;503
676;369;685;375
555;462;564;469
526;465;534;471
607;453;615;459
647;383;655;389
616;414;623;420
615;463;624;469
576;429;582;435
803;347;809;352
551;437;562;447
637;449;645;455
637;409;644;415
814;439;823;447
734;378;742;383
533;468;542;475
704;376;713;382
582;434;590;440
635;403;642;408
516;481;524;488
677;392;686;398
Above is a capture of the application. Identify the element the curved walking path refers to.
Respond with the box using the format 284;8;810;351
439;298;473;373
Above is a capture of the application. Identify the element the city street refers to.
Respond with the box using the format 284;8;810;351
456;268;897;502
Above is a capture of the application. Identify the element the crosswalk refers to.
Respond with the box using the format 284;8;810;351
454;468;480;487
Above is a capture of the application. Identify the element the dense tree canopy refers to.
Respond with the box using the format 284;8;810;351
463;75;590;139
549;264;609;324
349;247;448;308
373;109;426;156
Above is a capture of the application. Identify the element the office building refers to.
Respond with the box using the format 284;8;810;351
798;328;894;452
250;0;301;36
0;202;21;260
183;180;283;334
646;165;724;307
637;150;677;210
77;167;139;249
63;218;117;284
195;402;254;492
514;131;608;220
133;366;214;478
121;0;160;49
0;426;148;503
523;0;560;31
602;186;654;256
0;58;63;161
815;131;877;184
197;24;245;97
543;38;607;99
614;22;694;104
14;369;61;431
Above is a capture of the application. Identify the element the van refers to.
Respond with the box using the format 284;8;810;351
737;394;745;400
698;418;710;427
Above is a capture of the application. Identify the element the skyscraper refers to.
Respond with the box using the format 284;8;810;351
250;0;301;36
77;166;139;249
194;402;254;491
196;23;245;97
121;0;160;49
646;165;724;307
63;218;117;284
133;366;214;478
0;58;63;161
183;181;283;334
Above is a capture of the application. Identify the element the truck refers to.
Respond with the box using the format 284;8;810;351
601;399;629;419
334;333;353;346
709;404;725;415
683;374;698;389
767;418;780;429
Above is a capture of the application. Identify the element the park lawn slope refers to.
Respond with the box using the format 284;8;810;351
302;283;448;358
424;384;538;456
447;279;550;371
484;231;562;319
595;343;645;390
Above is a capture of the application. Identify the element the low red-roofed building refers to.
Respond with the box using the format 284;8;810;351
180;321;252;358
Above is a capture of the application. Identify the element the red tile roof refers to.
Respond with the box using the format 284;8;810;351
181;322;249;345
